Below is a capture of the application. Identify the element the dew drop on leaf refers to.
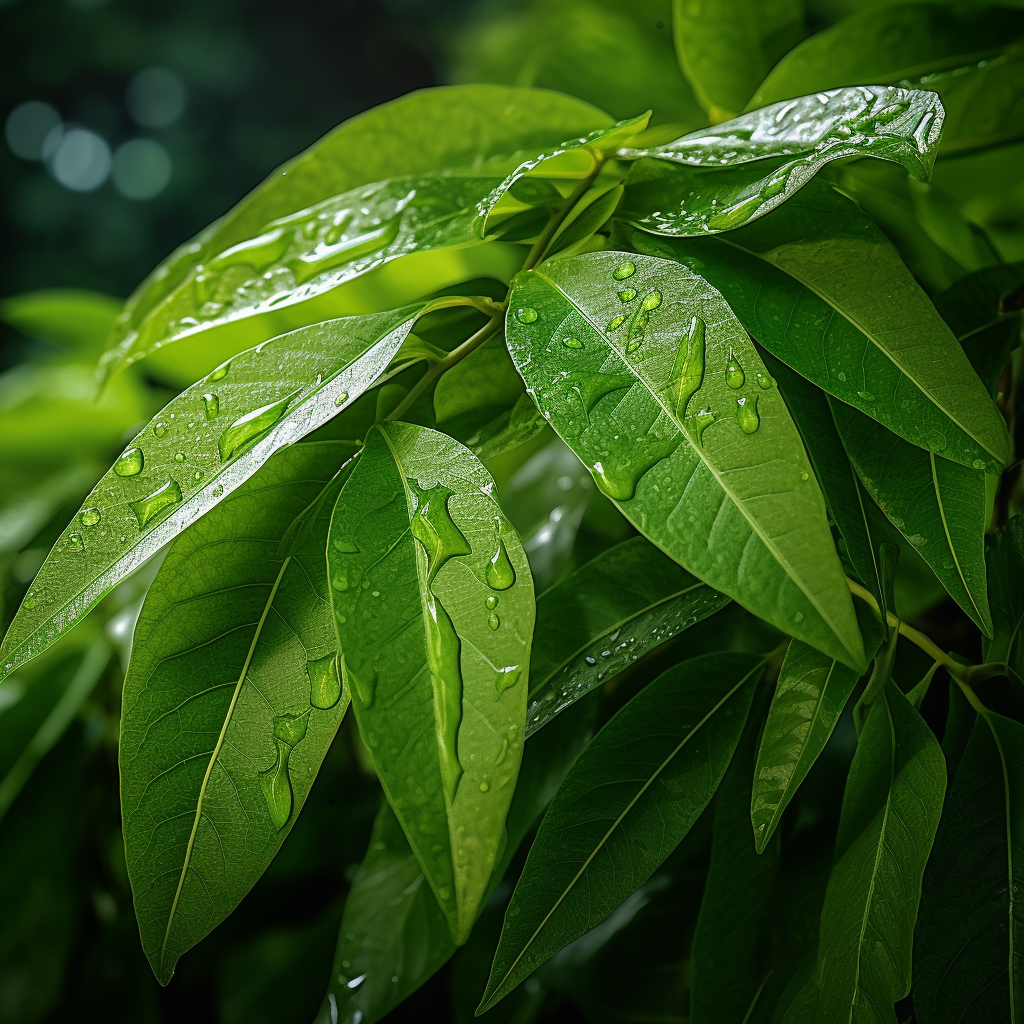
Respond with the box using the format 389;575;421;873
334;391;350;407
486;539;516;590
756;372;772;390
515;307;538;324
736;396;759;434
612;262;636;280
640;290;662;311
618;288;637;302
81;508;101;527
218;392;296;461
725;347;745;389
857;390;875;402
114;447;144;477
152;422;168;439
307;653;341;710
202;393;220;419
479;781;490;792
174;453;185;463
129;478;183;529
488;613;500;630
207;360;230;382
485;595;498;610
607;315;626;331
68;533;84;550
562;336;582;349
333;535;360;553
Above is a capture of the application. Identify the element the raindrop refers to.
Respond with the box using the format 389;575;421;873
856;390;875;402
260;710;310;829
725;347;745;389
837;371;847;382
334;391;349;407
68;533;84;550
672;315;706;417
612;262;636;280
207;361;230;382
479;781;490;793
485;595;498;610
174;452;185;463
129;478;183;528
152;422;168;438
202;393;220;419
640;290;662;311
793;611;805;623
486;539;516;590
333;535;360;553
562;336;582;349
488;613;500;630
618;288;637;302
218;392;296;461
756;372;771;390
308;653;342;710
736;396;759;434
212;484;224;497
585;655;597;665
607;315;626;331
114;447;144;477
81;508;101;527
515;307;538;324
801;471;810;481
193;470;203;482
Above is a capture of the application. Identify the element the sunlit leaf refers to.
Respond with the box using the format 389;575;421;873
327;422;534;943
507;250;864;668
0;288;122;355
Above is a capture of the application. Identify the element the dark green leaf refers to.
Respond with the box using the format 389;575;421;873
0;306;422;682
987;516;1024;685
788;681;945;1024
327;422;534;942
625;183;1011;472
478;652;763;1012
506;250;864;668
121;441;353;984
670;0;804;118
914;710;1024;1024
526;535;729;735
619;86;942;236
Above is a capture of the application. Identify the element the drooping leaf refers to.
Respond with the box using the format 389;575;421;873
749;4;1024;110
624;184;1011;472
618;86;943;236
986;516;1024;686
526;535;729;735
0;305;422;682
751;603;883;855
120;441;352;984
506;250;864;669
914;710;1024;1024
327;422;534;943
103;85;611;380
670;0;804;118
789;680;946;1024
478;652;763;1013
691;705;780;1024
831;399;993;635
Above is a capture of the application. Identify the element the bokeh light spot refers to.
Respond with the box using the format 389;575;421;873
49;128;111;191
125;67;186;128
5;101;61;160
112;139;172;199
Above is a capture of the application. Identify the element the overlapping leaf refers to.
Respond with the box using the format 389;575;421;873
619;86;943;235
506;250;864;668
987;517;1024;687
478;652;762;1012
625;186;1011;471
526;535;729;735
788;681;945;1024
121;442;352;984
914;711;1024;1023
327;422;534;942
0;306;422;682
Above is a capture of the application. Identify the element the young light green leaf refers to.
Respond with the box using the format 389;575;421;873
791;680;946;1024
670;0;804;118
0;288;121;355
103;84;611;380
619;87;943;235
751;606;883;855
625;184;1011;472
477;652;762;1013
327;422;534;943
986;516;1024;686
526;535;729;735
914;711;1024;1024
121;441;353;984
691;709;780;1024
506;250;864;669
832;399;993;636
749;4;1024;109
0;305;422;683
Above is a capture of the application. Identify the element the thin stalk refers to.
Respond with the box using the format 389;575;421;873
521;164;604;272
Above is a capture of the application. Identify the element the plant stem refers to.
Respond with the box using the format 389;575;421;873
521;164;604;272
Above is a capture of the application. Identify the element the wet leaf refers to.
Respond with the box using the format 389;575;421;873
478;652;762;1012
507;250;864;669
121;442;352;984
0;306;423;683
327;422;534;943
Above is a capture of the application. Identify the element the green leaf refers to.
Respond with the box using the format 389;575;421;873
670;0;804;118
327;421;534;943
749;4;1024;110
789;680;946;1024
120;441;352;984
526;535;729;735
506;250;864;669
751;604;883;855
625;184;1011;471
619;86;943;236
987;516;1024;686
104;85;611;381
691;706;780;1024
466;393;549;463
914;710;1024;1024
831;399;993;635
0;288;122;355
478;651;763;1013
0;305;422;683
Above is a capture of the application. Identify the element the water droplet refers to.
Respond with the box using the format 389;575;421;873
486;539;516;590
736;396;759;434
23;592;39;610
479;781;490;792
856;390;875;402
612;262;636;280
193;469;203;482
515;307;538;324
333;536;360;553
334;391;349;407
972;458;985;470
81;508;101;527
174;452;185;463
792;611;804;623
756;372;772;390
726;347;745;389
607;315;626;331
218;392;296;461
585;655;597;666
202;393;220;419
331;572;349;591
308;653;342;710
488;613;500;630
207;361;230;382
114;447;144;477
152;422;168;439
837;371;847;382
672;315;706;417
260;710;310;829
562;336;582;349
801;471;810;481
618;288;637;302
640;290;662;311
68;533;84;550
410;484;471;586
212;484;224;497
129;478;183;529
707;193;764;231
495;664;521;696
485;595;498;610
691;407;718;445
760;173;789;200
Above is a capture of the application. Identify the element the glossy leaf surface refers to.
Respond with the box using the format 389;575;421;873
619;86;942;235
526;535;730;735
792;681;945;1024
478;652;762;1012
506;250;864;668
986;516;1024;686
121;442;351;984
914;711;1024;1024
625;185;1011;471
328;422;534;943
0;306;421;683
